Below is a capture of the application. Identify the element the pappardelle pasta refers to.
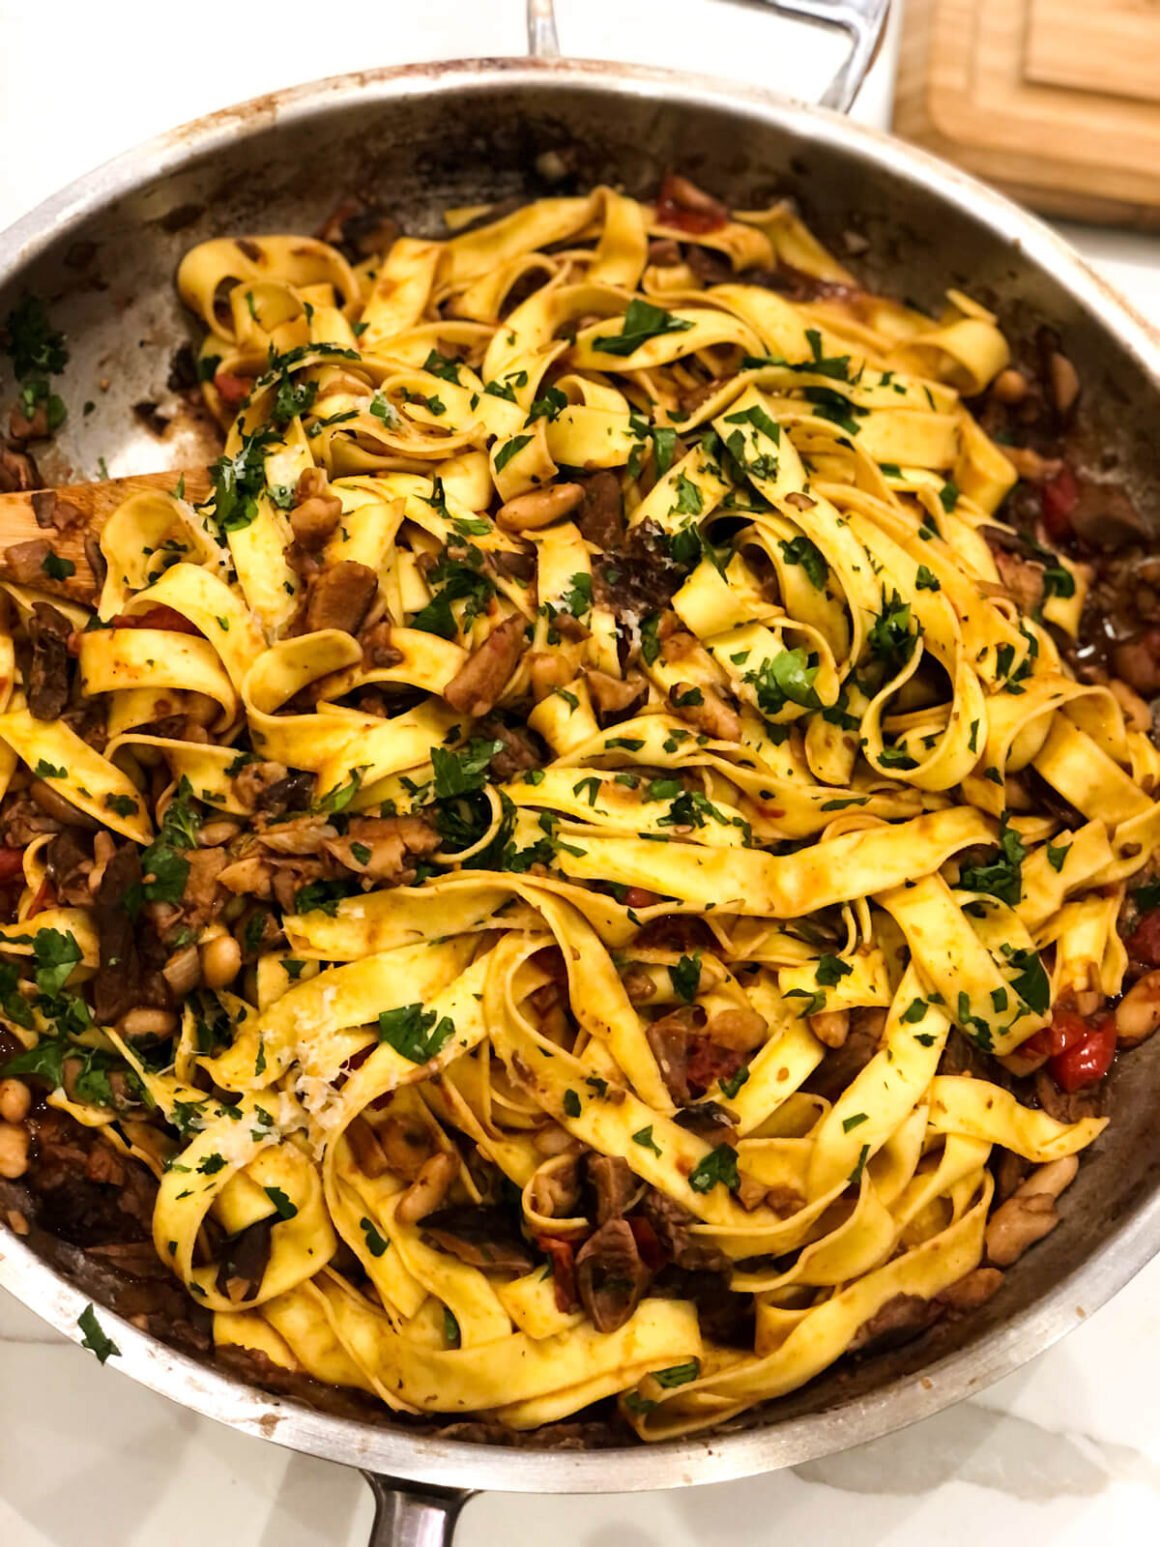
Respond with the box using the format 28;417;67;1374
2;175;1155;1442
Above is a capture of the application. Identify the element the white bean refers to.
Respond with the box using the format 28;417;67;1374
0;1122;29;1180
1115;969;1160;1048
0;1078;31;1124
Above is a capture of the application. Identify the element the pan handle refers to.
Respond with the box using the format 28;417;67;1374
362;1473;475;1546
525;0;889;114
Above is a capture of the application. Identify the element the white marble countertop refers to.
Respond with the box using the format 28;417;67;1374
1;2;1158;1542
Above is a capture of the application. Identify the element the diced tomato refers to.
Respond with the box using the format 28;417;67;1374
109;604;203;637
622;887;662;910
1040;465;1079;542
1049;1013;1117;1092
535;1235;579;1313
686;1036;746;1095
213;370;252;407
627;1215;668;1272
27;878;56;919
654;173;729;236
0;848;25;883
1126;908;1160;968
1005;1006;1083;1065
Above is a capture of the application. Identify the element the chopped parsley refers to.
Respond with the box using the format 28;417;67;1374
528;386;568;422
779;535;827;590
360;1216;389;1257
127;776;201;912
494;434;532;474
688;1143;740;1194
669;953;702;1003
718;1064;750;1099
815;954;852;987
867;591;917;673
748;649;820;716
77;1304;120;1365
204;425;280;534
957;816;1026;906
1046;839;1071;873
592;298;693;356
41;551;75;581
264;1186;298;1220
432;738;503;799
410;553;495;639
652;1359;701;1388
377;1002;456;1063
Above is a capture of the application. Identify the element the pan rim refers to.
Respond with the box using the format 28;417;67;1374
0;51;1157;1493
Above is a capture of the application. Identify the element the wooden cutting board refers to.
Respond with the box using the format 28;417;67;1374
893;0;1160;225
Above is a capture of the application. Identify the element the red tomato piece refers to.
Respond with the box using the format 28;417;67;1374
27;878;56;919
0;848;25;883
1040;465;1078;542
686;1037;746;1094
654;173;729;236
535;1235;579;1312
213;370;252;407
627;1215;668;1272
1126;908;1160;968
109;604;203;637
1049;1013;1117;1092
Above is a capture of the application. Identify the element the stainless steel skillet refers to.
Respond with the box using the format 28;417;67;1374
1;1;1159;1541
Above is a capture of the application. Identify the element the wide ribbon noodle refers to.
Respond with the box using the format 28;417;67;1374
2;179;1146;1444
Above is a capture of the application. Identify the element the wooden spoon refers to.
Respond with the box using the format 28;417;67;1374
0;469;210;598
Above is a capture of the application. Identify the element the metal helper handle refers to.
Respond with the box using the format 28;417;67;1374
363;1473;476;1547
526;0;890;113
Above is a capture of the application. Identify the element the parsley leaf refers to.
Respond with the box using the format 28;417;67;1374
671;473;703;517
958;817;1026;906
815;954;852;988
77;1304;120;1365
204;425;280;534
669;953;702;1003
360;1216;389;1257
653;1359;700;1388
410;554;495;640
432;739;503;799
718;1064;750;1099
688;1143;740;1194
868;591;917;672
748;649;820;716
4;296;69;377
42;552;75;581
128;776;201;911
724;403;781;444
494;435;532;474
561;571;593;618
779;535;827;590
423;349;463;384
528;386;568;422
593;299;693;357
377;1003;456;1063
264;1185;298;1220
1004;945;1051;1014
1046;839;1071;873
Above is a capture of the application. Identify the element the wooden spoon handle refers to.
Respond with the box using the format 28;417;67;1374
0;469;210;597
